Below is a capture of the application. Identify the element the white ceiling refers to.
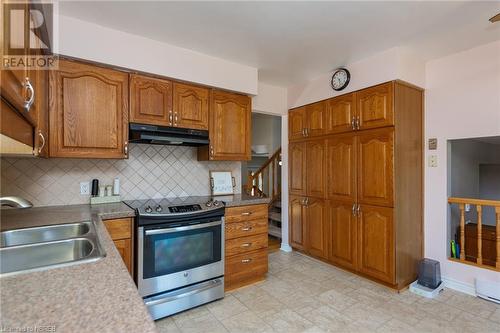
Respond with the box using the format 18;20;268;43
59;1;500;86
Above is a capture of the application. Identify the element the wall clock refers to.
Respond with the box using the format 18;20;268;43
330;68;350;91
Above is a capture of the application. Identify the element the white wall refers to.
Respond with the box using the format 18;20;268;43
58;15;258;95
287;47;425;109
425;40;500;291
252;82;288;115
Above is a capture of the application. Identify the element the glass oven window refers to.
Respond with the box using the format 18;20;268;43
143;222;222;279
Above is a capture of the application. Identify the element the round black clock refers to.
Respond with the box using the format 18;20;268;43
330;68;350;91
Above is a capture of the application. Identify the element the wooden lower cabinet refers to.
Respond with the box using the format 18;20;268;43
289;196;306;250
358;205;395;284
103;217;134;275
225;204;268;291
329;200;358;271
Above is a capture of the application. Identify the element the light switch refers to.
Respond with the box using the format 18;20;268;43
428;155;438;167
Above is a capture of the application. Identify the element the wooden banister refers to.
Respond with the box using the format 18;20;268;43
448;197;500;272
247;148;281;203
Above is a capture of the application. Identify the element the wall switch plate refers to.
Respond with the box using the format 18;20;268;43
80;181;90;195
428;138;438;150
428;155;438;167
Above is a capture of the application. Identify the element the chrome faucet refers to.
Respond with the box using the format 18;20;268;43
0;196;33;208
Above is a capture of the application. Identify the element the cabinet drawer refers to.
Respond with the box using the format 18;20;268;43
225;248;268;285
103;218;132;240
225;204;268;223
226;233;268;257
225;218;267;240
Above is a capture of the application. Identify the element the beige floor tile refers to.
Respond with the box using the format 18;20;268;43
232;285;273;303
489;308;500;324
447;293;498;319
342;303;393;331
317;289;357;312
375;299;426;326
171;306;212;326
305;304;354;332
207;294;249;321
156;317;181;333
376;318;419;333
414;298;463;322
261;309;315;333
453;310;500;333
221;310;273;333
278;294;326;316
240;294;283;317
175;312;228;333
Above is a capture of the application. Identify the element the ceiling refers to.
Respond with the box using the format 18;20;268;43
59;1;500;86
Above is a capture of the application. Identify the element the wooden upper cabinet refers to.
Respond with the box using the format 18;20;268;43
306;139;326;198
305;198;328;259
49;59;129;158
358;204;395;284
207;90;251;160
289;142;306;196
305;101;327;137
289;107;306;140
326;134;356;202
356;82;394;130
130;74;172;126
357;128;394;207
289;196;306;250
326;93;356;134
329;200;357;270
173;82;209;130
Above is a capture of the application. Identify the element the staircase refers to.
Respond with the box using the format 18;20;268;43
246;148;282;239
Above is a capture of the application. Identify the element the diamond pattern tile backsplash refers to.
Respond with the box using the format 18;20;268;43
0;144;241;207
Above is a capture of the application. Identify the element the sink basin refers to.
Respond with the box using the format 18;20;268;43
0;221;105;276
0;222;90;247
0;238;101;275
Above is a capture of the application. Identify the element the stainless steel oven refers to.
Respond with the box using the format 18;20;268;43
126;198;225;320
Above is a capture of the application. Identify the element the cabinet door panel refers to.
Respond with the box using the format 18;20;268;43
306;198;328;259
290;196;305;250
130;74;172;126
114;239;132;274
210;90;251;160
289;142;306;196
329;200;357;270
357;128;394;207
306;139;326;198
358;205;394;284
326;134;356;201
173;82;209;130
327;93;356;134
306;101;327;137
289;107;306;140
356;82;394;130
49;59;128;158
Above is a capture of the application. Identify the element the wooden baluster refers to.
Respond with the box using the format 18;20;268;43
477;205;482;265
270;162;273;197
496;207;500;269
459;203;465;261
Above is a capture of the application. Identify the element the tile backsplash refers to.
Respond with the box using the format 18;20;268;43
0;144;241;207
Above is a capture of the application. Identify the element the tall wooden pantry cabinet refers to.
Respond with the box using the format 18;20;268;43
288;81;423;289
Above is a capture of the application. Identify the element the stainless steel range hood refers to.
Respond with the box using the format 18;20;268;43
128;123;209;147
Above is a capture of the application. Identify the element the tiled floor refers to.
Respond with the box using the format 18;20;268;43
156;251;500;333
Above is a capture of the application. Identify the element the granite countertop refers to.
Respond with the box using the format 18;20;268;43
0;203;157;333
218;193;272;207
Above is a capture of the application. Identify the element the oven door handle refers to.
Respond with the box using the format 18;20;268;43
144;279;223;307
144;220;222;235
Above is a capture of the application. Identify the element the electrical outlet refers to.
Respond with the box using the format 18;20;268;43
428;155;438;167
80;181;90;195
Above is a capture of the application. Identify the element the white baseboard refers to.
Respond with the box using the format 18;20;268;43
442;276;476;296
280;243;293;252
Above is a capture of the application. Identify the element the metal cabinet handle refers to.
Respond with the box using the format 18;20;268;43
174;112;178;126
37;131;45;154
241;243;252;248
169;111;173;125
124;141;128;155
241;212;252;216
351;117;356;130
352;203;357;216
302;128;306;137
356;204;361;215
210;145;214;158
241;258;252;264
241;226;253;231
23;77;35;112
356;116;360;130
306;128;310;136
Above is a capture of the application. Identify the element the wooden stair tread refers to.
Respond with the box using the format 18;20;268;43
269;212;282;222
268;224;281;238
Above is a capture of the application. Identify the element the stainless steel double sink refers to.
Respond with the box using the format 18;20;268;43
0;221;105;276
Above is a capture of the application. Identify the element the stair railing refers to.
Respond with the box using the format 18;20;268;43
247;148;281;202
448;197;500;271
